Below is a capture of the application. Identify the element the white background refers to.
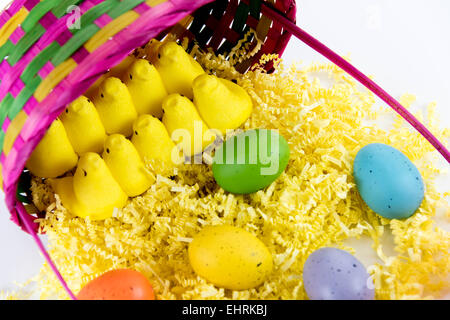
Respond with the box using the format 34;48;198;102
0;0;449;297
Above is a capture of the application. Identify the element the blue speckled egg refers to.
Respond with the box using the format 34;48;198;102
303;247;374;300
353;143;424;219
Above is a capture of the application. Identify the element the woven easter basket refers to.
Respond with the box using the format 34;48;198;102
0;0;448;300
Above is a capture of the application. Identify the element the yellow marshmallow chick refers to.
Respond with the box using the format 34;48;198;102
73;152;128;220
85;56;135;99
131;114;178;164
85;73;107;100
59;96;107;155
93;77;138;137
50;177;89;218
145;39;162;65
155;41;205;99
162;94;215;156
102;134;154;197
26;119;78;178
193;74;253;134
108;55;136;79
123;59;167;118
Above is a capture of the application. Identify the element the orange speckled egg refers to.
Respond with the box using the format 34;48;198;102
77;269;155;300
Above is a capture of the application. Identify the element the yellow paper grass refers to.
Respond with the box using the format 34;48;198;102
25;42;450;300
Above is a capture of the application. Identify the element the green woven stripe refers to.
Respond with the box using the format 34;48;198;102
249;0;262;18
108;0;146;19
53;0;146;66
8;77;42;119
16;172;32;203
51;24;99;66
8;24;45;65
21;0;61;32
232;2;249;33
20;42;59;82
52;0;83;18
0;94;14;127
70;0;119;35
0;40;13;63
0;131;5;154
2;0;82;67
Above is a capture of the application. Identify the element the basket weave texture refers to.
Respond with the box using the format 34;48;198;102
0;0;296;233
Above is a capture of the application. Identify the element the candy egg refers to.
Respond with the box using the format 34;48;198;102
212;129;290;194
353;143;424;219
303;247;374;300
188;225;273;290
77;269;155;300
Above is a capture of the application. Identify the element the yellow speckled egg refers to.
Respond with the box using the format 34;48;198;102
188;225;273;290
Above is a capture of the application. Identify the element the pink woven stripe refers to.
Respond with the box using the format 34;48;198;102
22;95;37;115
39;11;58;30
0;46;39;101
0;0;26;29
87;0;105;6
0;0;95;101
37;61;54;78
12;134;24;152
134;2;151;15
3;0;215;193
2;117;10;131
94;13;112;28
55;28;73;46
10;78;24;97
24;0;39;11
9;26;24;45
71;46;90;64
0;59;12;75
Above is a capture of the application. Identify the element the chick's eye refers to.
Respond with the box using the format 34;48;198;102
65;109;68;113
129;74;133;80
134;131;138;136
158;53;161;59
83;170;87;177
101;93;104;98
106;148;110;154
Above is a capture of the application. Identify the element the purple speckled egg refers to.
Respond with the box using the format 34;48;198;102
303;247;375;300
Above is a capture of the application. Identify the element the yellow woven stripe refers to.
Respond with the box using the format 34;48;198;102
84;11;140;53
146;0;167;6
34;58;77;102
0;7;28;47
3;110;27;155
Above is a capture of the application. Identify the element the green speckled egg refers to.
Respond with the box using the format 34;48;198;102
212;129;290;194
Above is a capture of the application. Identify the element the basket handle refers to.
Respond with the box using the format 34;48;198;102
261;2;450;163
15;202;77;300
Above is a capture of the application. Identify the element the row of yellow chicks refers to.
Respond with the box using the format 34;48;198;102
25;41;253;220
